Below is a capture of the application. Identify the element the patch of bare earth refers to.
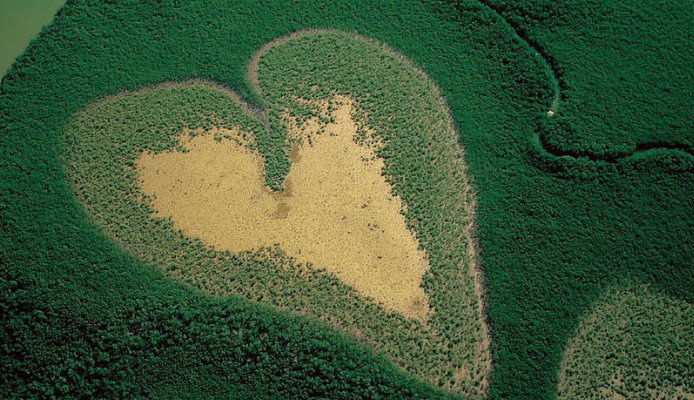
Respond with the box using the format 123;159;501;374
137;96;431;321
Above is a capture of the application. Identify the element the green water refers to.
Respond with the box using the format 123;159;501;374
0;0;65;77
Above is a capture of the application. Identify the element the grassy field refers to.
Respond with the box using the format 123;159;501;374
1;1;693;399
0;0;65;77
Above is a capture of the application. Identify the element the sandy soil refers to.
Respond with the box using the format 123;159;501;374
137;96;431;321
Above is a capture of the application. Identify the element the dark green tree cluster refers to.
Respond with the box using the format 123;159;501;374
475;0;694;159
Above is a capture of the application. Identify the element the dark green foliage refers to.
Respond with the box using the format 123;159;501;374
1;0;693;399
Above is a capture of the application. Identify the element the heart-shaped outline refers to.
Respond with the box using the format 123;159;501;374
63;29;491;395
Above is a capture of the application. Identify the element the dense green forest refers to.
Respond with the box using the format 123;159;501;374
479;0;694;159
557;284;694;400
1;0;692;399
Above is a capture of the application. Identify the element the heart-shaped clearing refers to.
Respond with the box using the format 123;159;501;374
137;96;431;320
63;31;490;396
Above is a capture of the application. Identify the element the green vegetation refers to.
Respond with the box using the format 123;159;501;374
558;284;694;399
1;0;693;399
479;0;694;159
0;0;65;76
63;41;489;393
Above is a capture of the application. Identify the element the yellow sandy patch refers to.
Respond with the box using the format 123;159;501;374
137;96;430;321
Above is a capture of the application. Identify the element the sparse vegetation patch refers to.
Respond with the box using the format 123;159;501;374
557;284;694;400
137;97;431;321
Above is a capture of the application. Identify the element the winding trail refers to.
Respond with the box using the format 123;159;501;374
475;0;694;163
475;0;561;116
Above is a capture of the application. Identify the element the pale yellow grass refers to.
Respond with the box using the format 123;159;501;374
137;96;431;321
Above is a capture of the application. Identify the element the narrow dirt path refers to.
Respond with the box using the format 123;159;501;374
474;0;561;116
